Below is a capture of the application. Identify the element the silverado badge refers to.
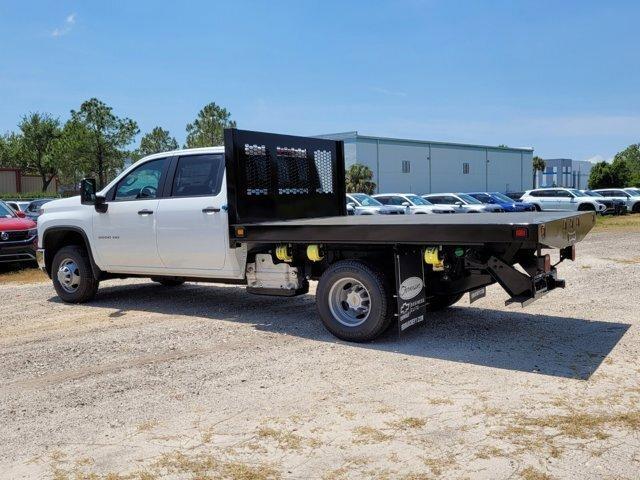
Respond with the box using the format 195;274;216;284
0;232;8;241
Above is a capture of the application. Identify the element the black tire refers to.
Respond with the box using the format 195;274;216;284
578;203;595;211
533;204;542;212
633;203;640;214
51;245;99;303
426;293;464;312
151;277;185;287
316;260;394;342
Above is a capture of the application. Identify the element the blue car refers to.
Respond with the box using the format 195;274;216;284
467;192;536;212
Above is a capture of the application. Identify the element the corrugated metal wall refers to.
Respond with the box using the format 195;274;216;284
20;175;56;193
351;136;533;194
0;170;18;194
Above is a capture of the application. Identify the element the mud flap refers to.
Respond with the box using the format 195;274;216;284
394;247;427;334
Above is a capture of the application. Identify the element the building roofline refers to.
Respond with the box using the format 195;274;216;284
316;131;534;153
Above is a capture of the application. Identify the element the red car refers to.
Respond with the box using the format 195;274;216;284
0;200;38;264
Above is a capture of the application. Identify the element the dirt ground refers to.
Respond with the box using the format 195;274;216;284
1;225;639;479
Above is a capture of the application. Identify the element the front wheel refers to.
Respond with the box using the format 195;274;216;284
316;260;394;342
52;245;99;303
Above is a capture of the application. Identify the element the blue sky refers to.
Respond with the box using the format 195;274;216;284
1;0;639;161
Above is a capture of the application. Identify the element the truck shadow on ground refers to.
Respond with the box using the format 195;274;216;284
52;281;630;381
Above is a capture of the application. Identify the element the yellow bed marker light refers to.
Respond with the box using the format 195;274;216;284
307;244;324;262
275;244;292;262
424;247;444;271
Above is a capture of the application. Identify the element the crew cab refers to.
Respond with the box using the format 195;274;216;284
521;188;607;213
0;200;38;263
37;129;595;342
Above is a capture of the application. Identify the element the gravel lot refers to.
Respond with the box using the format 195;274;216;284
1;228;639;479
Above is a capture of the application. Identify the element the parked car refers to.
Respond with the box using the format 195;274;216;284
372;193;456;214
346;193;405;215
25;198;55;222
467;192;536;212
0;200;38;264
592;188;640;214
502;191;526;202
520;188;607;213
5;200;31;214
580;190;626;215
422;193;504;213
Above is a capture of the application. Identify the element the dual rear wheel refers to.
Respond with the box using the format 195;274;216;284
316;260;462;342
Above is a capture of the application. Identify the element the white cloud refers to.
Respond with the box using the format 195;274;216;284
584;154;614;164
51;13;76;37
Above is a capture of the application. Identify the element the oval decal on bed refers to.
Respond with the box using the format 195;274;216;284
399;276;423;300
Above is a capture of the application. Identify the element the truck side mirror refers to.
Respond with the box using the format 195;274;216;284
81;178;108;213
347;202;356;208
455;201;463;206
16;210;26;218
402;202;410;207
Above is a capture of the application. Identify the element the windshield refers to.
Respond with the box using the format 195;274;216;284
405;194;432;206
0;202;17;218
567;189;588;197
492;192;516;203
457;193;483;204
350;193;382;207
626;188;640;196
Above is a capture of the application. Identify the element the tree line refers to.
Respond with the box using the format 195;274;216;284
588;145;640;189
0;99;236;191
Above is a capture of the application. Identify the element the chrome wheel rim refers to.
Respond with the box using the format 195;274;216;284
57;258;81;293
328;277;371;327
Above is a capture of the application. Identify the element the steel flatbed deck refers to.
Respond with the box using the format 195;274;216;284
233;211;596;249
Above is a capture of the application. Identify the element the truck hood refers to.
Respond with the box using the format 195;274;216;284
41;196;82;213
0;217;37;231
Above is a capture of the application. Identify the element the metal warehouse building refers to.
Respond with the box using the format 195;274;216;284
318;132;534;194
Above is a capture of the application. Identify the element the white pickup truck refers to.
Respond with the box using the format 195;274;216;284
37;129;594;342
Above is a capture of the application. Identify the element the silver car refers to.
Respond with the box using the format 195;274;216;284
422;193;504;213
346;193;405;215
372;193;456;214
592;188;640;214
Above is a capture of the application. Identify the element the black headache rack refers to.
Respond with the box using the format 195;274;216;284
224;128;346;225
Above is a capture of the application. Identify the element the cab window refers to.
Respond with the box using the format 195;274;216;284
171;154;224;197
115;158;167;201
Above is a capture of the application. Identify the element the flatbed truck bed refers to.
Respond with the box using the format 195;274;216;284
232;211;595;249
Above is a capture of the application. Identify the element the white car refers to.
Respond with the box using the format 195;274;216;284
5;200;30;213
592;188;640;214
422;193;504;213
521;188;606;213
372;193;456;214
346;193;405;215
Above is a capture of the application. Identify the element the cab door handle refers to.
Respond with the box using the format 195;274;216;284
137;209;154;216
202;207;220;214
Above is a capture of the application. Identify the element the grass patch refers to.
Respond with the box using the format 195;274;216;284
516;411;640;439
593;214;640;232
154;451;279;479
387;417;426;430
0;266;47;284
256;427;303;450
520;466;554;480
352;426;393;444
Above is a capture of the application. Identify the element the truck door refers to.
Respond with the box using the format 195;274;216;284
92;157;168;269
155;153;227;271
